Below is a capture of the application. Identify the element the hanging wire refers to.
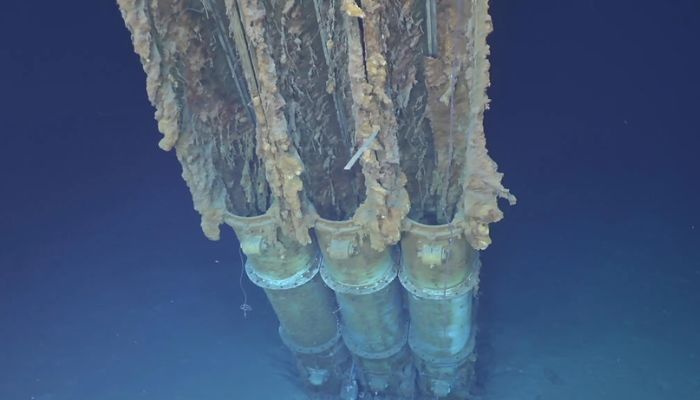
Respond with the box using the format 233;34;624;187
237;246;253;318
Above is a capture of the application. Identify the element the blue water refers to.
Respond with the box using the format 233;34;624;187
1;1;698;399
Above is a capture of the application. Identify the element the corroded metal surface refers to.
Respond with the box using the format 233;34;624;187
118;1;514;398
118;0;513;251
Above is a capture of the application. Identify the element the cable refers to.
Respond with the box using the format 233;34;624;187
238;246;253;318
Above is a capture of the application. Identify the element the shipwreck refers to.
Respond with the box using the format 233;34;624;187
117;0;514;398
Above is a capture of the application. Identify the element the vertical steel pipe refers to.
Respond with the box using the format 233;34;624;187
315;218;414;397
226;210;350;395
400;219;480;399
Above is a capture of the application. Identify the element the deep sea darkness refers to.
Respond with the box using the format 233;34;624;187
1;1;698;399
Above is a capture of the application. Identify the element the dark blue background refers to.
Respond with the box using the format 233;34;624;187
1;1;698;399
